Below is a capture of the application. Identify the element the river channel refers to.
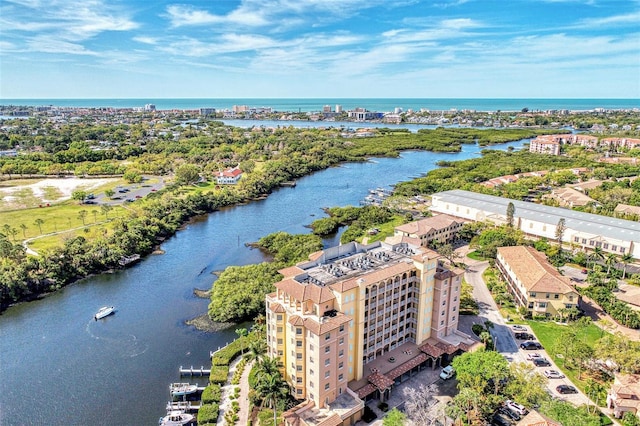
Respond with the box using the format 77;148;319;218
0;138;527;425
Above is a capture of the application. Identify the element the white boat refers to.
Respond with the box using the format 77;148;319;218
159;410;194;425
170;383;198;397
94;306;115;320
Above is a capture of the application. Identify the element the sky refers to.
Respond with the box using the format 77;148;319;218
1;0;639;99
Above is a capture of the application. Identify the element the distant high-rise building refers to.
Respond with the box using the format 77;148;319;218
335;104;343;113
323;105;332;113
144;104;156;112
200;108;216;116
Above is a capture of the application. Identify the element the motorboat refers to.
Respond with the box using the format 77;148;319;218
159;410;194;425
94;306;115;320
170;383;198;397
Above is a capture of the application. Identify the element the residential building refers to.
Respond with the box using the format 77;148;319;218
529;136;561;155
516;410;562;426
214;166;243;184
266;240;476;426
545;187;595;208
607;373;640;420
614;204;640;218
430;190;640;259
393;214;466;247
496;246;580;317
199;108;216;116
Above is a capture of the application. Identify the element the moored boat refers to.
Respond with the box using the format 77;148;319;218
159;410;194;426
169;383;198;397
94;306;115;320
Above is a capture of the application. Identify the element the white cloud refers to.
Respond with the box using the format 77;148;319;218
26;36;97;55
578;11;640;27
165;4;267;28
133;36;158;45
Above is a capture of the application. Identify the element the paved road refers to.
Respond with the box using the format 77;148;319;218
459;249;592;408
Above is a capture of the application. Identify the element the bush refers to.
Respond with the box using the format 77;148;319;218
362;406;377;423
201;384;222;404
209;365;230;384
196;402;219;425
472;324;485;336
378;402;389;412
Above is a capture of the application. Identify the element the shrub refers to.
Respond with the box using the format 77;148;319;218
209;365;230;384
196;402;219;425
201;384;222;404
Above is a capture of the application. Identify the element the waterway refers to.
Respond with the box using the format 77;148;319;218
0;138;526;425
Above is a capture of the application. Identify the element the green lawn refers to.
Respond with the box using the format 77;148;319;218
359;216;406;244
466;250;488;261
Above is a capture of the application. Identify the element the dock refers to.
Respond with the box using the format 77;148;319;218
166;401;201;412
179;366;211;377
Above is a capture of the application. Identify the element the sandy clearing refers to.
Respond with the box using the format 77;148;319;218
0;178;118;203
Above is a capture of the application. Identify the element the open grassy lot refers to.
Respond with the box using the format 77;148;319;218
359;215;406;244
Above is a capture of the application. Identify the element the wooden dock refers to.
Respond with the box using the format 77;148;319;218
166;401;201;412
179;366;211;377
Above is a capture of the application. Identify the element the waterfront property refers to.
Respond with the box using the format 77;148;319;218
496;246;580;317
529;135;561;155
393;214;466;247
214;166;243;184
266;239;477;426
430;190;640;259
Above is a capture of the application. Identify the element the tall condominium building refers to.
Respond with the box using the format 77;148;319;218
266;239;475;426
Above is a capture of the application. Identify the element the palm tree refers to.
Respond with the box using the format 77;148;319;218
78;210;88;226
590;246;604;268
605;253;617;276
256;373;290;426
245;339;267;363
101;204;113;219
34;218;44;235
621;252;633;280
19;223;27;238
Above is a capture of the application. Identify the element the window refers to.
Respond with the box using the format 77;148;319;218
296;341;302;347
530;292;536;297
612;245;617;251
297;389;303;395
297;353;302;359
546;293;550;299
339;349;344;357
325;346;330;353
440;320;444;326
589;241;595;246
582;238;587;244
442;301;446;306
604;243;609;249
554;294;559;299
310;369;314;375
325;383;330;390
309;344;314;351
297;377;302;383
296;328;302;335
325;371;330;378
325;333;331;341
452;316;456;321
621;247;626;253
310;381;314;388
277;339;283;345
325;358;330;366
538;302;547;308
277;314;283;321
339;337;344;345
338;374;344;381
528;302;534;309
277;326;282;332
441;310;445;316
453;307;456;312
339;362;343;369
297;365;302;371
339;324;345;332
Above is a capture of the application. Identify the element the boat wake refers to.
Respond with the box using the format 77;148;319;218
85;321;149;358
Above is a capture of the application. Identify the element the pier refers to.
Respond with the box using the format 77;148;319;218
179;366;211;377
166;401;201;412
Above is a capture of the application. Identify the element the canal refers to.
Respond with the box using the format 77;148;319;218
0;139;526;425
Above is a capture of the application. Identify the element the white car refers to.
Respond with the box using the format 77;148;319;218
544;370;565;379
512;325;527;331
505;399;527;416
440;365;455;380
526;352;542;360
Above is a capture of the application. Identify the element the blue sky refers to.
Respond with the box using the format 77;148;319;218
1;0;639;99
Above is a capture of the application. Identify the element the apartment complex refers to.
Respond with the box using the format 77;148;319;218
266;240;474;426
496;246;580;317
393;214;466;247
529;136;561;155
430;190;640;259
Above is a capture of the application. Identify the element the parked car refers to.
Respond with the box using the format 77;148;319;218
505;400;527;416
520;341;543;350
498;407;521;421
532;358;551;367
556;385;578;394
512;325;527;331
492;411;515;426
544;370;565;379
440;365;455;380
515;332;535;340
526;352;542;360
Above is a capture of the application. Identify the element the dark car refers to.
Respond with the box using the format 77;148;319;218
492;411;514;426
514;332;535;340
556;385;578;394
520;341;543;350
533;358;551;367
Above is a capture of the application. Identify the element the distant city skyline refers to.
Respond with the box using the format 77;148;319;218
1;0;639;99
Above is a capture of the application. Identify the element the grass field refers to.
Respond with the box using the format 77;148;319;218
360;215;406;244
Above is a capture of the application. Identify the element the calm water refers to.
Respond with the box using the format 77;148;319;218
2;98;638;112
0;139;527;425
